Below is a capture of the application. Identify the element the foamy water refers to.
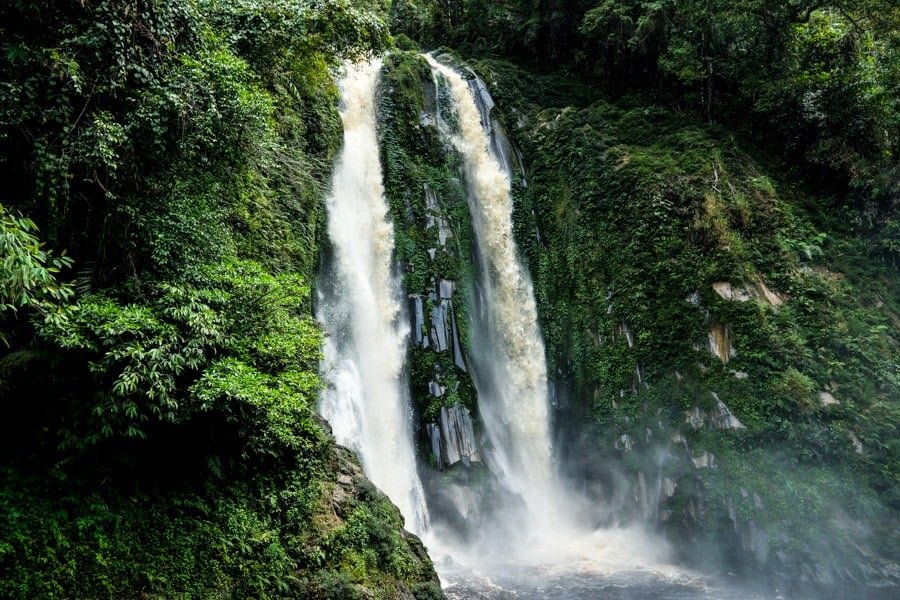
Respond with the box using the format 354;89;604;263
317;59;429;534
425;53;562;536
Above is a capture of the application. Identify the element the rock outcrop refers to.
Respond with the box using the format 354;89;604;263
685;393;746;430
712;279;784;307
428;404;481;469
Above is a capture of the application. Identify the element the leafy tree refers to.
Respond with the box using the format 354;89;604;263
401;1;898;209
0;204;73;346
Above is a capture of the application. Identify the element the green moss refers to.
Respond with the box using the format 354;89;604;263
471;56;899;570
377;51;480;440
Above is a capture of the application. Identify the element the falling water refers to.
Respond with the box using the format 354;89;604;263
316;59;429;534
422;56;674;577
424;55;561;535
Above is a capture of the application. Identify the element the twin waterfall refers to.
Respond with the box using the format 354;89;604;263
318;56;584;563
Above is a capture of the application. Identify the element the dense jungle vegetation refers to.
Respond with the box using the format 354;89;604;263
1;0;897;597
0;1;441;598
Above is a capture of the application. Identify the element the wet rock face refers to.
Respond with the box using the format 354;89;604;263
467;73;526;181
707;323;736;364
692;450;716;469
425;186;453;248
410;294;430;348
819;391;840;405
430;294;450;352
427;279;466;362
614;433;634;452
663;477;677;498
712;279;784;307
411;280;467;371
635;471;652;520
743;521;770;565
429;404;481;469
449;302;466;371
685;393;745;430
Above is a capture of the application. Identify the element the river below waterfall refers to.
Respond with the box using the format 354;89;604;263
438;565;899;600
442;567;750;600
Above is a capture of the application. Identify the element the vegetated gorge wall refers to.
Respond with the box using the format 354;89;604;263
371;50;899;591
486;59;899;589
2;1;895;596
0;3;449;597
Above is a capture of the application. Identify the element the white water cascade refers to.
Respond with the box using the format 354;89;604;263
424;55;563;537
316;59;429;534
423;57;673;574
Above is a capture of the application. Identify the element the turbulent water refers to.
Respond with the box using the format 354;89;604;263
439;567;900;600
316;59;428;534
424;54;561;535
441;567;769;600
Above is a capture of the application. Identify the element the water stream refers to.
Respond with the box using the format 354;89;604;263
316;59;429;535
424;54;561;536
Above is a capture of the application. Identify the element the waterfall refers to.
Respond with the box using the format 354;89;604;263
315;55;668;576
420;56;672;573
316;59;429;534
424;55;562;534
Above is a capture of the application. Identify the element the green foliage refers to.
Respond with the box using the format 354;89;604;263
31;260;322;454
296;570;365;600
0;205;73;346
0;461;439;600
412;581;447;600
474;56;898;572
0;1;441;597
328;502;414;578
0;0;391;283
390;0;443;47
206;0;391;72
396;1;899;212
192;357;321;454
